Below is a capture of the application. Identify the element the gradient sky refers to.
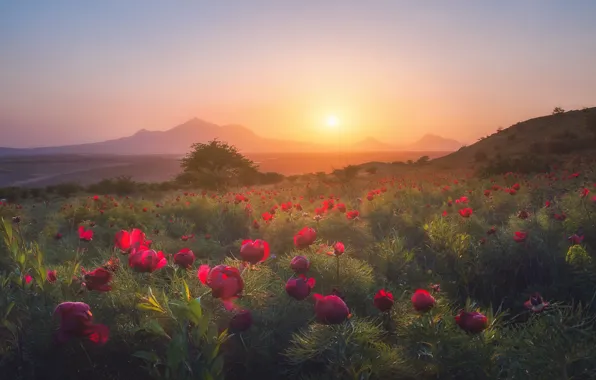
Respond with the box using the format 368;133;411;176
1;1;595;148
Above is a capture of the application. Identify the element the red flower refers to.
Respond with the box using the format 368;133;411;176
240;239;270;265
313;293;350;325
24;274;32;284
181;234;195;241
53;302;109;345
483;190;491;197
262;212;274;222
512;183;520;190
455;310;488;334
78;226;93;242
411;289;436;312
373;289;394;312
198;264;244;300
128;249;167;273
524;293;549;313
580;187;590;198
46;270;57;283
290;255;310;274
229;309;252;333
568;233;584;245
487;226;497;235
513;231;528;243
346;210;359;220
458;208;473;218
173;248;195;269
332;242;345;256
54;232;63;240
294;227;317;249
518;210;529;219
82;267;113;292
286;275;316;300
553;213;566;221
114;228;149;254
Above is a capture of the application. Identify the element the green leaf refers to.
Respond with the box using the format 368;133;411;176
182;280;190;301
187;298;202;324
4;301;15;320
166;333;187;372
137;303;166;313
141;319;169;338
133;350;160;364
211;355;224;375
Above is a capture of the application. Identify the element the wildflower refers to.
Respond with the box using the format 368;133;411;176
53;302;109;345
313;293;350;325
524;293;549;313
290;255;310;274
286;275;316;300
294;227;317;249
78;226;93;242
173;248;195;269
346;210;359;220
411;289;436;312
513;231;528;243
240;239;270;265
198;264;244;300
128;249;167;273
455;310;488;334
82;267;113;292
458;208;473;218
47;270;57;283
332;242;345;256
54;232;63;240
373;289;394;312
114;228;149;254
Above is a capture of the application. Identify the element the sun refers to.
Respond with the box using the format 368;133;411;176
326;115;340;128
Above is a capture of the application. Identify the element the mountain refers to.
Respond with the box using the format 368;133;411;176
352;137;397;151
0;118;462;156
433;107;596;167
404;134;462;151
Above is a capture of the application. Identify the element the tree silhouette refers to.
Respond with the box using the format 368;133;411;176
177;140;258;189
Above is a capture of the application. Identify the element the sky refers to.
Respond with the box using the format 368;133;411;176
1;1;595;148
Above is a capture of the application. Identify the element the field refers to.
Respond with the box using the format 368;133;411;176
0;151;448;188
1;165;596;380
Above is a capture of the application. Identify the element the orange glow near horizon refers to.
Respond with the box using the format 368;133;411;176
1;2;596;148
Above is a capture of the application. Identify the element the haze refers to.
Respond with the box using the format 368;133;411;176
1;1;595;148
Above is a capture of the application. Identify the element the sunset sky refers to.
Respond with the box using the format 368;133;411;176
1;1;595;148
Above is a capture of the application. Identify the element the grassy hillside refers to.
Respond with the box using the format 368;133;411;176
434;107;596;170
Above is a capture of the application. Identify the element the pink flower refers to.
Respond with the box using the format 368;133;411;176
128;250;167;273
53;302;109;345
239;239;270;265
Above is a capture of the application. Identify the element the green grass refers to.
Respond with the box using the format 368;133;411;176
1;166;596;380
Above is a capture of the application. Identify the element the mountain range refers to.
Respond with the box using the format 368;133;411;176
0;118;462;156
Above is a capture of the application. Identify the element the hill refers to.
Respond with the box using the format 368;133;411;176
0;118;460;156
433;107;596;169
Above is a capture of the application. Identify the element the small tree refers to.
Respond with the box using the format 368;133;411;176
552;106;565;115
365;166;378;175
416;155;430;165
177;140;258;189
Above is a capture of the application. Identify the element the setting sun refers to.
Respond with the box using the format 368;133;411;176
326;115;340;128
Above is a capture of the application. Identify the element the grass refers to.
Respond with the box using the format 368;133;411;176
1;166;596;380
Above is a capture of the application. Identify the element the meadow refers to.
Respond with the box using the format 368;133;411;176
0;151;448;188
1;165;596;380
